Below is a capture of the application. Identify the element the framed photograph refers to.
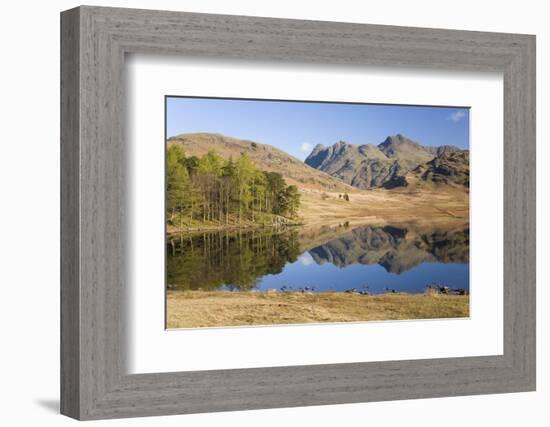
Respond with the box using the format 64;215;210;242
164;97;471;329
61;6;536;420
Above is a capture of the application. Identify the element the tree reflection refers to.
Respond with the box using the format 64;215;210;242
166;224;469;291
167;228;301;291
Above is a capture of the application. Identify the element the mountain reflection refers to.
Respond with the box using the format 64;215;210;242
309;225;469;274
167;224;469;292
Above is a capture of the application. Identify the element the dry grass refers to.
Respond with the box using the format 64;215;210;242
298;185;469;229
167;291;469;328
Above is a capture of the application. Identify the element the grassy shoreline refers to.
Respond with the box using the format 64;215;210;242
167;185;469;236
167;220;303;236
167;291;469;329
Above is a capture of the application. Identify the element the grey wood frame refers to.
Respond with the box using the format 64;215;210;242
60;5;536;421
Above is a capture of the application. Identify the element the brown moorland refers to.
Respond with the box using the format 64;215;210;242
167;291;469;328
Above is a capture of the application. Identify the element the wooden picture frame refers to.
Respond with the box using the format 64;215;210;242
60;5;536;420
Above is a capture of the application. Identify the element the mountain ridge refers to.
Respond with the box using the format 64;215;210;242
308;224;469;274
167;133;354;192
304;134;467;189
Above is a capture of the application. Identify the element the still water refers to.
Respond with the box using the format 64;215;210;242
167;224;469;294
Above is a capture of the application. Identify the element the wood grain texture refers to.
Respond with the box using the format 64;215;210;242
60;5;536;420
60;7;80;419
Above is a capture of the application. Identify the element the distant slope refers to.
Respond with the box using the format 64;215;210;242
167;133;354;192
305;134;465;190
409;150;470;187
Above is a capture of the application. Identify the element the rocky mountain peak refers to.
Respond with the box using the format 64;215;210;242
304;134;466;190
378;134;423;156
310;143;325;154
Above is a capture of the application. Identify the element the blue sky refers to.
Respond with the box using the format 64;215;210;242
166;97;470;160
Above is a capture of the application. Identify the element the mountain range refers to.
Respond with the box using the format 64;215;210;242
168;132;469;192
305;134;468;189
308;224;469;274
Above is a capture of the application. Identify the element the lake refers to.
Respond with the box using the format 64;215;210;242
166;224;469;294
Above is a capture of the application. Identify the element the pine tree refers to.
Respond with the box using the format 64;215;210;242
165;146;301;229
264;172;286;215
285;185;300;218
235;154;255;222
221;158;238;223
197;150;224;221
166;144;191;226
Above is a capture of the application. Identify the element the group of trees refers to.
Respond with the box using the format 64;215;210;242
167;144;301;228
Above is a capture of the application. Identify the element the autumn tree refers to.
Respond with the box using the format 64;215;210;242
166;146;301;229
235;154;255;222
166;144;191;227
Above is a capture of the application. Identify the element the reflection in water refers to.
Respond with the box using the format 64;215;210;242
167;229;302;291
309;225;469;273
167;224;469;294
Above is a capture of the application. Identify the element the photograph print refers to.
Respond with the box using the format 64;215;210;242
165;97;470;329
